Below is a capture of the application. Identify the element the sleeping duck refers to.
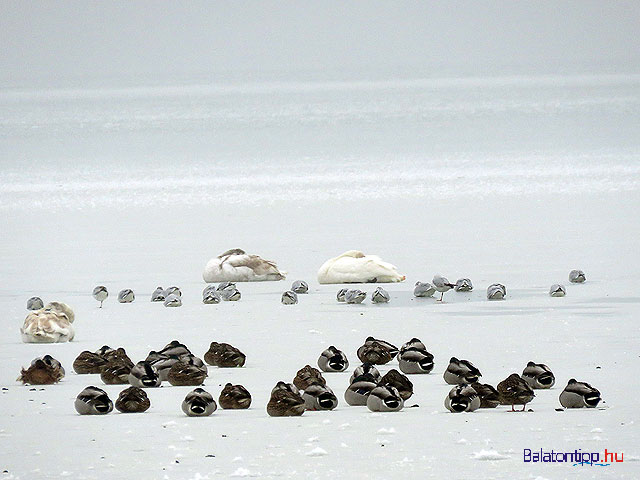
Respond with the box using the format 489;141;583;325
101;361;133;385
350;363;381;384
115;386;150;413
445;384;480;413
356;337;398;365
293;365;326;391
182;388;217;417
317;250;405;284
379;369;414;400
75;386;113;415
471;382;500;408
317;346;349;373
167;359;207;386
559;379;601;408
267;382;305;417
20;302;75;343
366;385;404;412
18;355;65;385
344;373;379;406
443;357;482;385
522;362;555;389
203;248;286;283
398;338;434;374
219;383;252;409
204;342;246;367
302;384;338;411
128;361;161;388
73;347;111;374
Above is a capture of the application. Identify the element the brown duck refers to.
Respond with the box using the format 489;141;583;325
293;365;326;390
100;357;133;385
471;382;500;408
219;383;252;409
497;374;535;411
115;386;151;413
266;382;305;417
73;345;115;374
167;360;207;386
356;337;398;365
18;355;65;385
379;369;413;400
204;342;246;367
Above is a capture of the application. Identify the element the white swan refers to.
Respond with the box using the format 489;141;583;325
203;248;286;283
21;302;75;343
317;250;405;284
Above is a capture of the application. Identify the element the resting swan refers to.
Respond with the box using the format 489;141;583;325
20;302;75;343
317;250;405;284
203;248;286;283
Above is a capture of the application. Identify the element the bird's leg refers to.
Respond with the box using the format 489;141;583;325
521;404;527;412
439;292;444;302
511;404;515;412
100;301;103;308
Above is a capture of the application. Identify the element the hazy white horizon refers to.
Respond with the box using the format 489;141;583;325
2;1;640;89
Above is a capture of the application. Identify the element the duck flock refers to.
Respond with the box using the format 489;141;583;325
16;248;601;419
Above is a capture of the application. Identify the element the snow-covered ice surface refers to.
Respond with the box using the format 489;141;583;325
1;74;639;479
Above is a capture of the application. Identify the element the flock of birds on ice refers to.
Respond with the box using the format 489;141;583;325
16;249;602;418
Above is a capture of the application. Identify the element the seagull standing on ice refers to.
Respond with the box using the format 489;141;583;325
93;286;108;308
432;274;456;302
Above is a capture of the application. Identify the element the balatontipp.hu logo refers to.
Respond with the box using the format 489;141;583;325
524;448;624;466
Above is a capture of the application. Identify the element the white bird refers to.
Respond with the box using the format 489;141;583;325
27;297;44;310
432;274;456;301
371;286;390;303
118;289;135;303
569;269;586;283
345;289;366;304
487;283;507;300
21;302;75;343
164;294;182;307
151;287;165;302
317;250;405;284
92;286;108;308
413;281;435;298
281;291;298;305
203;248;286;283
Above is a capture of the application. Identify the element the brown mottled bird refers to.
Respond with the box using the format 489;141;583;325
293;365;326;390
267;382;305;417
115;386;151;413
356;337;398;365
219;383;252;409
471;382;500;408
497;374;535;411
167;360;207;386
379;369;413;400
204;342;246;367
18;355;65;385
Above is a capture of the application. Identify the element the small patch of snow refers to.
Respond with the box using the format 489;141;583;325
305;447;328;457
377;427;396;434
471;450;510;461
230;467;261;477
